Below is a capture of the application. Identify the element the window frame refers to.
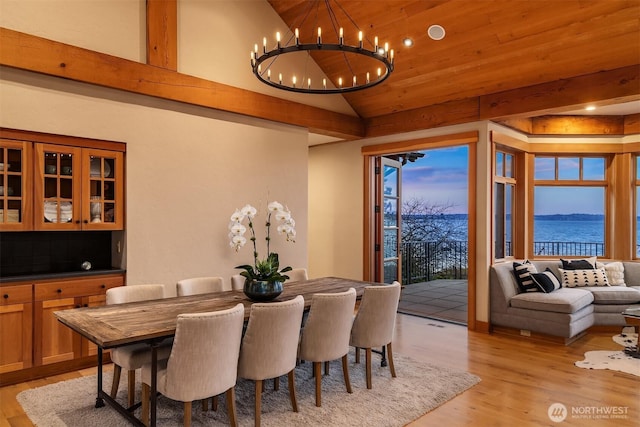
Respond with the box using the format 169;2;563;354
532;154;610;258
494;149;516;261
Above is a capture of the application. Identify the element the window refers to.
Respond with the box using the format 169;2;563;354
494;150;515;259
533;156;607;256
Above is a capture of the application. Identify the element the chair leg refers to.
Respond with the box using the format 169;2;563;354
110;364;122;398
274;376;280;391
183;401;192;427
287;369;298;412
212;395;218;411
365;347;373;389
226;387;238;427
127;369;136;408
387;342;396;378
254;380;262;427
141;383;150;426
354;347;360;364
342;354;352;394
202;399;208;411
324;361;330;375
313;362;322;407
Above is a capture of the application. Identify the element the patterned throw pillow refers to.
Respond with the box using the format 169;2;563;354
513;261;538;293
561;257;597;270
531;269;562;293
559;267;610;287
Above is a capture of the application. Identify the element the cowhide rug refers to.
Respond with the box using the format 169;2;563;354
575;327;640;377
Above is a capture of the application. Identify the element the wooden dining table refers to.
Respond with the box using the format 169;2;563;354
54;276;379;427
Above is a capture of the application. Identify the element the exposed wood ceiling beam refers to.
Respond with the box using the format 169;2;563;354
0;27;364;140
146;0;177;70
1;27;637;140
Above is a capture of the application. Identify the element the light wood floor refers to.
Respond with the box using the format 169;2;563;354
1;314;639;426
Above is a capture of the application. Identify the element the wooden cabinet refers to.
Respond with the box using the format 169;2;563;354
0;273;123;378
33;274;123;366
0;140;33;231
34;144;124;230
0;284;33;374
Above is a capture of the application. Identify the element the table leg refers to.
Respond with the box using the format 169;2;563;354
150;344;158;427
95;347;105;408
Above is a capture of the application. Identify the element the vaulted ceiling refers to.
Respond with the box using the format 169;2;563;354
268;0;640;128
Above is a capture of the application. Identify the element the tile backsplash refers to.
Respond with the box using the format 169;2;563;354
0;231;112;277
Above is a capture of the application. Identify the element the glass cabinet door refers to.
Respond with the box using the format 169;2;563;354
82;149;123;230
0;140;32;230
34;144;82;230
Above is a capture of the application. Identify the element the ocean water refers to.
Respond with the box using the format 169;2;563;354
403;215;640;253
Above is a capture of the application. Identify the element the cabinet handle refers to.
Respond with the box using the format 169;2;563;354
101;284;106;288
56;289;62;293
84;304;88;307
3;294;8;299
75;220;81;224
83;219;89;224
76;305;81;308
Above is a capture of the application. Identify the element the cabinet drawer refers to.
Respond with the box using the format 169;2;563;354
0;284;32;305
34;275;123;301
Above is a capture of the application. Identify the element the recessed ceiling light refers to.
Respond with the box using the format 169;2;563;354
428;25;446;41
585;106;596;111
403;38;414;47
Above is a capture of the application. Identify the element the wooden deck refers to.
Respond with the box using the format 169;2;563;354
399;279;468;324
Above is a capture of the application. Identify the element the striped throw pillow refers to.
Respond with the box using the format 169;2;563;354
513;261;539;293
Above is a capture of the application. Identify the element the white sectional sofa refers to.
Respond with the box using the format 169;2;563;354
490;259;640;340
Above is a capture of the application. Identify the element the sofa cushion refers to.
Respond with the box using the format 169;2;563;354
531;269;561;293
583;286;640;304
513;261;538;293
596;262;626;286
559;268;610;287
510;288;594;314
561;257;597;270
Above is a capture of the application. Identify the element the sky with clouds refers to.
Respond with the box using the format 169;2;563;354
401;147;608;216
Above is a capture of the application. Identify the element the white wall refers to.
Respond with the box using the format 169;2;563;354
1;67;308;296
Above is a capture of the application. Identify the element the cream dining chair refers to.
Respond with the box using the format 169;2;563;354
350;281;402;389
298;288;357;407
237;295;305;427
105;284;173;408
176;276;226;296
230;274;244;291
140;303;245;427
286;268;308;282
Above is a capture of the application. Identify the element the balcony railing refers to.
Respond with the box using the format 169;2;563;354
401;240;607;285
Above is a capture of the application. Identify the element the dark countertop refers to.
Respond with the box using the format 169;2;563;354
0;269;126;284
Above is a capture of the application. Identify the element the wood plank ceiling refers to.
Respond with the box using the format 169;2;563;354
267;0;640;123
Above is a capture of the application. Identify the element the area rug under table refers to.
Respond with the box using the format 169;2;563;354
17;351;480;426
575;327;640;377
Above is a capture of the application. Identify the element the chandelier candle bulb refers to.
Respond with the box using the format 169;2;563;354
339;27;344;45
390;49;394;62
366;72;370;83
295;28;299;45
292;76;296;87
358;31;363;48
263;37;267;53
338;77;343;87
267;69;270;80
279;73;282;84
317;27;322;44
307;78;311;89
378;67;382;77
353;75;356;86
375;36;378;51
384;42;389;55
323;78;327;89
276;31;281;49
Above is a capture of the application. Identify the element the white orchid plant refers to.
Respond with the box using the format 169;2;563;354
229;201;296;284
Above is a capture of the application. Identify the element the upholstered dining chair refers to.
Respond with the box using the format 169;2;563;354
237;295;305;427
140;303;245;427
298;288;357;407
230;274;244;291
176;276;226;296
286;268;308;282
106;284;173;408
350;281;402;389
